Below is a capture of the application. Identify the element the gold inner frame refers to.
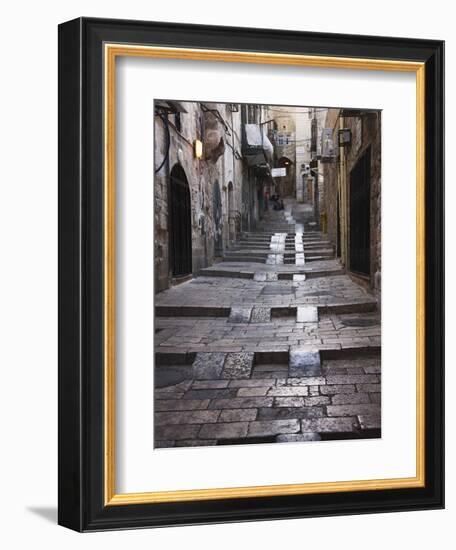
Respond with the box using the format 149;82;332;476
103;44;426;506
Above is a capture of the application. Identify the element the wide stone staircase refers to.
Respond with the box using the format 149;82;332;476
154;199;381;448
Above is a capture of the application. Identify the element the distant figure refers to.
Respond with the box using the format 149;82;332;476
270;194;284;211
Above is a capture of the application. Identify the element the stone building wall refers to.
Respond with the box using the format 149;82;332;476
154;101;245;293
344;112;382;293
322;108;381;294
270;109;296;198
322;109;341;252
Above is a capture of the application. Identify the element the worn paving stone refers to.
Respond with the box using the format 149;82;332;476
183;389;223;399
326;374;379;385
155;399;210;412
192;380;230;390
301;417;359;433
237;387;270;397
199;422;249;439
274;396;305;407
250;307;271;323
363;365;381;374
327;404;381;417
261;285;293;295
283;376;326;386
252;370;286;379
358;414;381;430
155;410;220;426
303;396;331;406
214;388;240;398
248;419;300;436
320;384;356;395
297;306;319;323
192;352;226;379
219;409;258;422
155;366;194;388
289;349;321;377
229;379;276;388
276;433;321;442
356;383;381;393
331;393;371;405
221;351;254;379
369;393;381;404
155;424;201;440
268;386;309;397
228;307;252;323
258;407;324;420
209;397;274;409
153;392;185;400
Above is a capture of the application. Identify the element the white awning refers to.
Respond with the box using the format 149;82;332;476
244;124;274;163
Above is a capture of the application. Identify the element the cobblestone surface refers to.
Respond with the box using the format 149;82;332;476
154;204;381;448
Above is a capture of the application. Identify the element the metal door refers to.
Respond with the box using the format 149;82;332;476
170;164;192;277
349;148;371;276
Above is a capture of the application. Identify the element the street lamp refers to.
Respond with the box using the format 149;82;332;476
194;139;203;159
338;128;352;147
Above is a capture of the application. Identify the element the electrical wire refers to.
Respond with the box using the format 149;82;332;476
154;111;170;174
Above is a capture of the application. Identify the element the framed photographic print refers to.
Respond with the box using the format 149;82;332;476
58;17;444;531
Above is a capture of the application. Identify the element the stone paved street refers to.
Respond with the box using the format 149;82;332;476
154;201;381;447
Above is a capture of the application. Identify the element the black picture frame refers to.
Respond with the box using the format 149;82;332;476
58;17;444;532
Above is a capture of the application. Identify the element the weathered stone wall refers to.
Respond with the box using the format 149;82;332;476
271;111;296;198
344;112;382;293
154;101;245;293
322;109;341;252
322;109;381;294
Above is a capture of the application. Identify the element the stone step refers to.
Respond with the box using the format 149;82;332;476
306;254;335;262
198;267;345;279
154;345;381;370
222;256;266;263
155;301;377;320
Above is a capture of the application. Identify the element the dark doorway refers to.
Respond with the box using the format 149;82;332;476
170;164;192;277
213;180;223;256
349;148;371;276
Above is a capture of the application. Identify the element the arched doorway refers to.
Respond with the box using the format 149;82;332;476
213;180;223;256
277;156;294;197
169;164;192;277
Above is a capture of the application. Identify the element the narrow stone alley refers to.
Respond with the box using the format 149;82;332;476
154;199;381;448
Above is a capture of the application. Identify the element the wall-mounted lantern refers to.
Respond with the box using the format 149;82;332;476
338;128;352;147
194;139;203;159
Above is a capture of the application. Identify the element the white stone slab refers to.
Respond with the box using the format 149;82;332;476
295;252;305;266
297;306;319;323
